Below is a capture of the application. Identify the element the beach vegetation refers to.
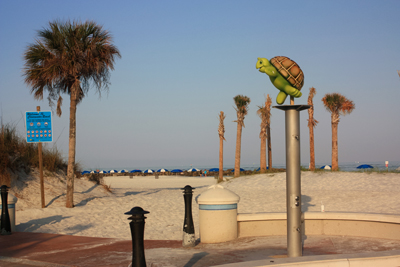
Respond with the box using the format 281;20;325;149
233;95;251;178
307;87;319;171
322;93;355;171
0;123;70;186
257;94;272;173
23;20;121;208
218;111;226;182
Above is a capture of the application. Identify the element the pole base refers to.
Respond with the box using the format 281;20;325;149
182;232;196;247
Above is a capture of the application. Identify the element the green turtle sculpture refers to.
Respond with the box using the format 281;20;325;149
256;56;304;105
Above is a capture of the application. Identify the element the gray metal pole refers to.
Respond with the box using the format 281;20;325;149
274;105;310;258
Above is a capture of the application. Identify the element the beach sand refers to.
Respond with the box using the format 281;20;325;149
8;170;400;241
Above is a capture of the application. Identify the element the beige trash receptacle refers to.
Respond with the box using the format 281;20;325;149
0;193;18;232
197;184;240;243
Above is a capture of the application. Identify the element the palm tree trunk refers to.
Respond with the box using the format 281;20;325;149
267;125;272;170
260;136;266;173
331;120;339;171
66;87;78;208
234;122;242;177
219;136;223;182
309;125;315;171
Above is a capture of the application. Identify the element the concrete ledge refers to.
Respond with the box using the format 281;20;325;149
238;212;400;240
213;249;400;266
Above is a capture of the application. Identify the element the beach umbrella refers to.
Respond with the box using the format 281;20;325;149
356;164;374;169
320;165;332;170
187;168;200;172
156;169;168;173
208;168;219;172
109;170;118;173
171;169;183;173
99;170;108;174
231;168;245;172
143;169;155;173
119;169;128;173
81;171;90;175
130;169;142;173
90;170;98;174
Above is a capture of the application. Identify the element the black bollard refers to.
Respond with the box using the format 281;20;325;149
182;185;195;247
1;185;11;235
125;206;149;267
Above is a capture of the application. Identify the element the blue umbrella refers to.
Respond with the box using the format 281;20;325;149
130;169;142;173
187;168;200;172
357;164;373;169
256;167;269;171
156;169;169;173
320;165;332;170
81;171;90;175
109;170;118;173
208;168;219;172
99;170;108;174
90;170;98;174
171;169;183;173
119;169;128;173
231;168;245;172
143;169;155;173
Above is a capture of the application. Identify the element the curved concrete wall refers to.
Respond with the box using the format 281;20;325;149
238;212;400;240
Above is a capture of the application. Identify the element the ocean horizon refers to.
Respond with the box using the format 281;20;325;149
86;161;400;173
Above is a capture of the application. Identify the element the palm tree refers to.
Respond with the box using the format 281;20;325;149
23;20;121;208
233;95;251;177
307;88;319;171
322;93;355;171
218;111;226;182
258;95;272;173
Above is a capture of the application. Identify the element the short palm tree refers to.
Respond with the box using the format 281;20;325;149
307;88;319;171
257;94;272;173
23;20;121;208
218;111;226;182
322;93;355;171
233;95;251;177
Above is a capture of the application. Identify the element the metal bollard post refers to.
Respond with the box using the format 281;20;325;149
182;185;195;247
125;207;149;267
1;185;11;235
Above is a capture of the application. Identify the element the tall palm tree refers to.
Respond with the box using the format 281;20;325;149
233;95;251;177
322;93;355;171
23;20;121;208
257;95;271;173
307;88;319;171
218;111;226;182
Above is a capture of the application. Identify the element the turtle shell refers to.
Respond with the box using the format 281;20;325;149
270;56;304;90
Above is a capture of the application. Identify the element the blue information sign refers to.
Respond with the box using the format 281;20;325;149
26;111;53;143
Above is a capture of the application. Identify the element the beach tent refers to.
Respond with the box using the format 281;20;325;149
109;170;118;173
143;169;155;173
81;171;90;175
130;169;142;173
119;169;128;173
156;169;168;173
187;168;200;172
356;164;373;169
231;168;245;172
171;169;183;173
320;165;332;170
208;168;219;172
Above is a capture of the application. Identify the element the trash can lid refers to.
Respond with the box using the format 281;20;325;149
0;193;18;204
197;184;240;205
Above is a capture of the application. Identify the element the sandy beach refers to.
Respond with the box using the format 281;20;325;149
7;170;400;241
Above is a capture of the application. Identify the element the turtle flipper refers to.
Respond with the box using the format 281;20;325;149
276;91;288;105
284;85;302;98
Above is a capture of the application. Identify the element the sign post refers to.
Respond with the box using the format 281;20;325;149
26;107;53;208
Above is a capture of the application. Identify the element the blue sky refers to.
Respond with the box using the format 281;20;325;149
1;1;399;170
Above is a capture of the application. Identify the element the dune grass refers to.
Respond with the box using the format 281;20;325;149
0;123;70;186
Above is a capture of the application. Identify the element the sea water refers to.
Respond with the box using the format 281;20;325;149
92;161;400;173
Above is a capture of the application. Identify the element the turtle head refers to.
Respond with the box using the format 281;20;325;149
256;58;271;73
